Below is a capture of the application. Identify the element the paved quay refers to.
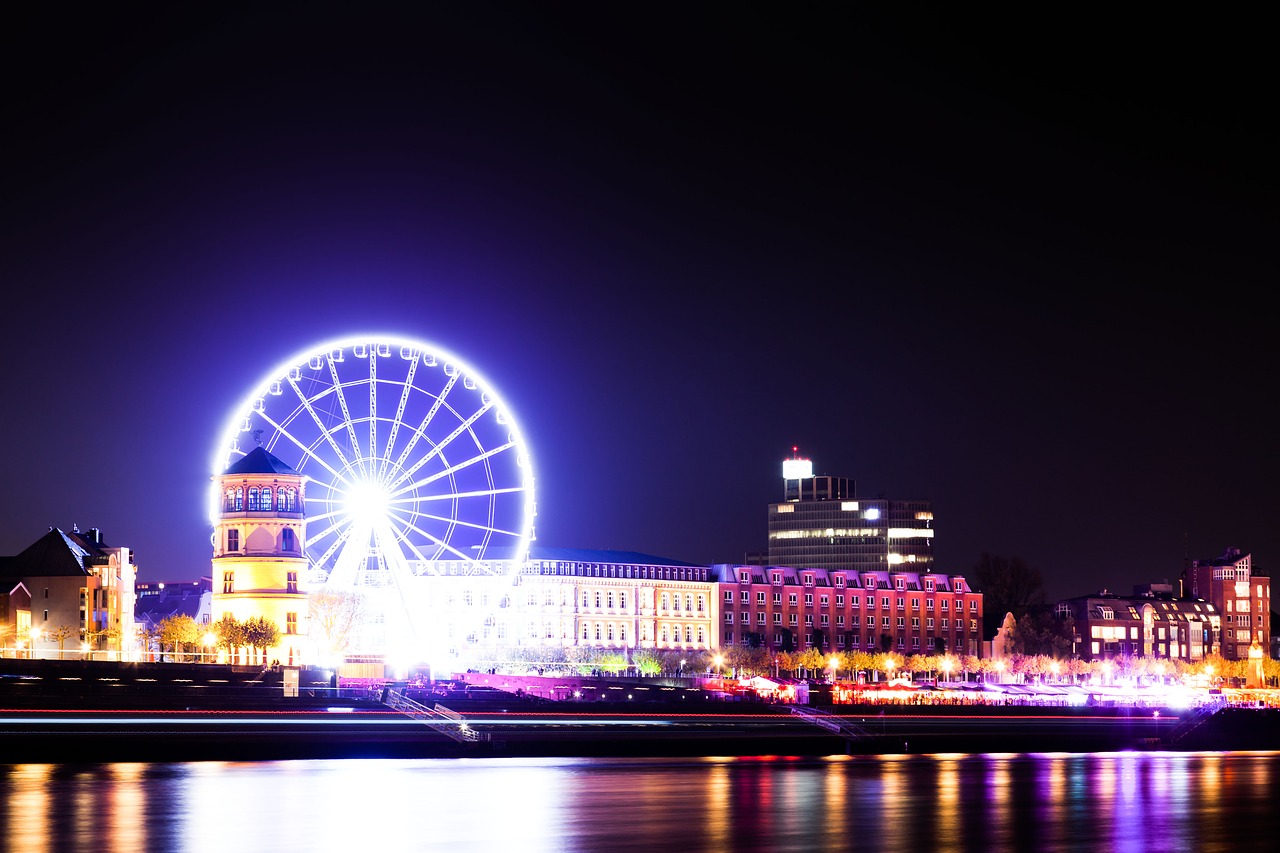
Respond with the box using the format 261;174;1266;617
3;660;1277;763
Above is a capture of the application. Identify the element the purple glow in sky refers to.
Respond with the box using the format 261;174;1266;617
1;7;1273;604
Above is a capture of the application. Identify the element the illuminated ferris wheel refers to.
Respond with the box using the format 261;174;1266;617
211;334;536;593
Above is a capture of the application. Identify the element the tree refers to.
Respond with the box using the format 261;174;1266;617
244;616;281;665
632;649;663;676
157;615;200;662
213;614;247;664
308;589;367;663
46;624;78;659
972;552;1047;638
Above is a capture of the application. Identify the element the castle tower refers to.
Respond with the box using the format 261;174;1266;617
210;446;309;665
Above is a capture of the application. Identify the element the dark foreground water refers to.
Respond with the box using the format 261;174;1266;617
2;751;1277;852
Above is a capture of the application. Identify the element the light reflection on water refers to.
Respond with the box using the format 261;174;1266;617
2;752;1278;853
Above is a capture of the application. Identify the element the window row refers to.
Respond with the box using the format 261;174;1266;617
224;528;299;554
224;486;301;513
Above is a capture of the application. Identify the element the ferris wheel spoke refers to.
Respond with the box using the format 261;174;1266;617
326;358;367;477
256;410;352;486
380;356;417;481
393;441;512;498
412;510;521;539
368;347;378;477
405;485;525;503
391;371;459;477
283;375;356;480
391;401;495;491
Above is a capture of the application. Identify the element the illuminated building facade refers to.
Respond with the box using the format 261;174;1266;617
1182;547;1270;661
410;547;716;664
209;446;309;665
0;526;136;660
763;452;934;574
712;564;983;657
1055;585;1220;663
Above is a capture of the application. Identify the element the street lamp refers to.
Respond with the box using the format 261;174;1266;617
828;655;840;683
713;654;724;678
884;655;897;684
1050;660;1061;683
993;659;1006;684
203;632;216;663
941;656;954;684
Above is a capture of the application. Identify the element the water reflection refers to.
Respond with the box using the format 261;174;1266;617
2;752;1278;852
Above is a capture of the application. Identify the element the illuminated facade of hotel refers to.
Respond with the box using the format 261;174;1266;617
761;453;935;574
1055;584;1221;663
1182;547;1270;661
409;547;717;663
712;564;982;657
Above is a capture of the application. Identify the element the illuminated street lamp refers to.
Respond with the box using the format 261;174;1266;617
1050;660;1061;684
713;654;725;678
993;659;1006;684
941;656;954;684
829;655;840;683
884;655;898;684
203;632;217;663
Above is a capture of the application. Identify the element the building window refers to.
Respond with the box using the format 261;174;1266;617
804;594;813;606
773;613;781;624
227;530;240;552
725;612;734;623
773;592;781;605
724;591;734;604
222;571;234;594
286;613;297;634
282;528;296;552
287;571;298;594
789;594;798;606
835;595;844;607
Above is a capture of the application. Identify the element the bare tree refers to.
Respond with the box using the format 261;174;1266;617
307;589;366;662
972;552;1046;637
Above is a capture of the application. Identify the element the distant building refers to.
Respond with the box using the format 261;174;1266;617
1055;584;1220;664
0;526;137;660
758;451;935;574
1182;547;1270;661
711;564;983;657
135;578;213;660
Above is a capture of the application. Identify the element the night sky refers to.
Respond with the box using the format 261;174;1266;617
2;6;1273;604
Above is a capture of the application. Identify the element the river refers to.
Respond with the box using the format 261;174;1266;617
3;751;1277;852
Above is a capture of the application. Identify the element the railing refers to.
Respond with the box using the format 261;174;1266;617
1162;699;1225;746
789;705;873;741
383;689;489;742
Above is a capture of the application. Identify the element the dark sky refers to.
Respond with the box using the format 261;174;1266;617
1;6;1273;603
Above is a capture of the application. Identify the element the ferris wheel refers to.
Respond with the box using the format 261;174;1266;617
210;334;536;592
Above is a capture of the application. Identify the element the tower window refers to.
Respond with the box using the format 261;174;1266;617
222;571;234;594
282;528;296;552
227;530;240;552
287;571;298;594
286;613;297;634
